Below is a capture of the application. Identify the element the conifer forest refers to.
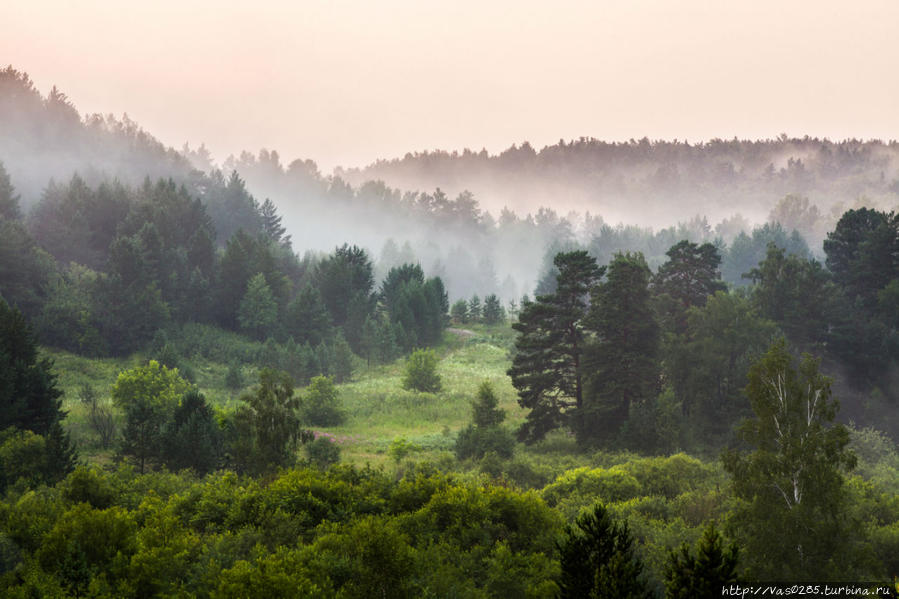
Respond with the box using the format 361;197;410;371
2;4;899;596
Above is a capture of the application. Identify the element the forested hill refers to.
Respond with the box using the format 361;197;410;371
338;137;899;226
0;67;195;202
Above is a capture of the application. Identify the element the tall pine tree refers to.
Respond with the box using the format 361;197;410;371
508;251;604;443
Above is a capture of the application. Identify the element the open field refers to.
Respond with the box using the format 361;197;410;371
49;323;544;469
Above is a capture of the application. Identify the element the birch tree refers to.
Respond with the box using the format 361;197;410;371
723;338;867;580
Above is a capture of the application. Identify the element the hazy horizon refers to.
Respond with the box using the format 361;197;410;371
4;0;899;173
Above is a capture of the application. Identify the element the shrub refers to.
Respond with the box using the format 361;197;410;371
389;436;419;464
225;362;244;390
401;349;441;393
307;437;340;469
455;425;515;461
303;376;345;426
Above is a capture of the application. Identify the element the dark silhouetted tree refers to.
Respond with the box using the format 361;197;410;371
558;502;651;599
509;251;604;443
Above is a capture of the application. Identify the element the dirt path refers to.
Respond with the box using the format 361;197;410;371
446;327;476;338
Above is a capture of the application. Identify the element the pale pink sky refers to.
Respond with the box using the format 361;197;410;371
4;0;899;171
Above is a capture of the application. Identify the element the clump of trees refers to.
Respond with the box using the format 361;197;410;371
450;293;506;325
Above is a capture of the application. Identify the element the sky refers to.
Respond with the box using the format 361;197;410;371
4;0;899;172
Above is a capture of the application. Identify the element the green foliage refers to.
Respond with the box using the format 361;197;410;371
582;252;659;445
314;244;375;350
665;523;738;598
61;466;116;509
111;360;191;473
224;361;244;390
0;161;20;221
723;339;864;580
329;332;354;383
472;381;505;428
456;382;515;460
360;311;400;366
0;428;52;491
0;299;75;485
238;272;278;340
402;348;442;393
450;299;469;324
0;299;69;437
389;436;420;464
305;516;417;598
557;502;651;599
214;547;328;598
665;291;776;446
380;263;448;352
79;382;117;449
824;208;898;307
653;240;726;333
38;503;136;590
455;425;515;461
0;215;57;321
508;250;604;443
284;284;332;347
228;369;303;475
306;436;341;469
161;390;223;475
747;243;833;350
302;375;344;427
482;293;506;324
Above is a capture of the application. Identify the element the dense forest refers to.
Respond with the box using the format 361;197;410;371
2;66;899;596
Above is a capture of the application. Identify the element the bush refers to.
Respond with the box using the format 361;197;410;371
225;362;244;390
401;349;441;393
307;436;340;468
455;425;515;461
303;376;345;426
389;436;420;464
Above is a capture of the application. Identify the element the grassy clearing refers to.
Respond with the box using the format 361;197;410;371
46;323;531;469
327;331;525;467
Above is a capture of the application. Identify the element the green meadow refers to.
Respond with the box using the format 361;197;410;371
50;323;541;470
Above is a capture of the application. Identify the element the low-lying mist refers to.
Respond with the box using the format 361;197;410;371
3;65;898;304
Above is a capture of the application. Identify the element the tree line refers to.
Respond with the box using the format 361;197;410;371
0;163;448;382
511;206;899;447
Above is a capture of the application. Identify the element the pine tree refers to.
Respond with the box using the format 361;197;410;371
508;251;604;443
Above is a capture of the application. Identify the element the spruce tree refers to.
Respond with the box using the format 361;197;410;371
581;252;659;445
238;273;277;340
0;299;77;482
482;294;505;324
558;502;651;599
665;524;738;598
0;161;21;220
